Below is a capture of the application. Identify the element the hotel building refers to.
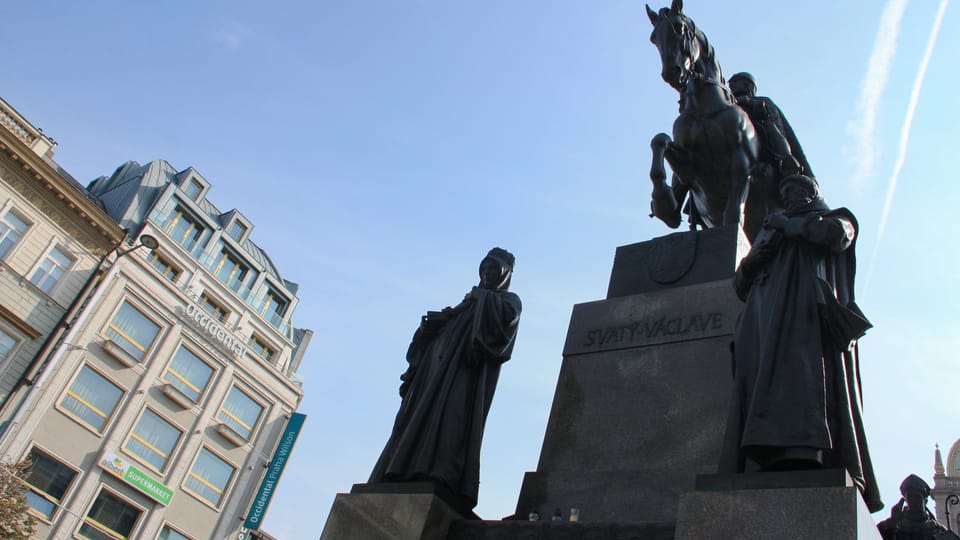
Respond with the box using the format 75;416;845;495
0;98;310;540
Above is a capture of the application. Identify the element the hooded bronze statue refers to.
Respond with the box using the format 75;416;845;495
369;248;521;512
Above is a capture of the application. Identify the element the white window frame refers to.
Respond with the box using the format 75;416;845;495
247;333;277;364
122;406;184;474
76;485;145;540
56;363;126;435
216;384;266;442
199;290;230;323
182;177;205;201
226;219;248;243
161;343;218;405
146;251;182;283
28;241;75;295
182;445;237;510
0;203;32;261
102;298;163;365
157;523;195;540
0;323;23;370
20;444;81;523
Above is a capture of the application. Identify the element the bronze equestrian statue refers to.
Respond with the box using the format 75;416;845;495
646;1;774;241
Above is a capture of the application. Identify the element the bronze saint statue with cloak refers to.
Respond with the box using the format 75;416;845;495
369;248;521;513
720;175;883;513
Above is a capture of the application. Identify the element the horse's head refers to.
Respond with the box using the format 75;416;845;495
647;0;701;92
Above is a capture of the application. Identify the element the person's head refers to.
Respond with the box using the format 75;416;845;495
729;72;757;99
779;174;819;211
900;474;931;516
479;247;515;290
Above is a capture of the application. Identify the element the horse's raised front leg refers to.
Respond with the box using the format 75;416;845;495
649;133;683;228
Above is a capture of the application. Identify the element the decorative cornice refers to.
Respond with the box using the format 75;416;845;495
0;301;41;339
0;135;123;256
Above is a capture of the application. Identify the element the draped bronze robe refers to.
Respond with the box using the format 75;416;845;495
370;286;521;509
721;201;883;513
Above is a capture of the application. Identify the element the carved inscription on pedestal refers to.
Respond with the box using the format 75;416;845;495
564;279;741;356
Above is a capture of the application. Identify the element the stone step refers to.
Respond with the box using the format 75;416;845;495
446;520;675;540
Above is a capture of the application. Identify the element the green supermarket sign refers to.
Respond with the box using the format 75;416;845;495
98;451;173;505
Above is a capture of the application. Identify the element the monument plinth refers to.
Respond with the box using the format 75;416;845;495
320;483;464;540
514;225;747;524
675;470;881;540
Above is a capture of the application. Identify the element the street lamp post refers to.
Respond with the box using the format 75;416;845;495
946;493;959;532
0;234;159;444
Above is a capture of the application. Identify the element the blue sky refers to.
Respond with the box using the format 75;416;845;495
3;1;958;537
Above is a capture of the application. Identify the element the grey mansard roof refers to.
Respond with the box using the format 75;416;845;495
87;159;299;295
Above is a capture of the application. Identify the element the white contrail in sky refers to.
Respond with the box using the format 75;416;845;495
865;0;949;292
847;0;908;188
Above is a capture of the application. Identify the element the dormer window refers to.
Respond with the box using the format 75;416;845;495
248;334;275;363
199;292;229;322
183;178;203;201
260;287;288;325
147;252;181;282
167;207;205;251
213;248;252;293
226;221;247;242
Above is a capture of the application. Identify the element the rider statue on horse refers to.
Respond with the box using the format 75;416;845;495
645;0;812;242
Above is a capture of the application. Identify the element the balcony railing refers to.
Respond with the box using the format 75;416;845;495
0;97;56;157
148;207;292;337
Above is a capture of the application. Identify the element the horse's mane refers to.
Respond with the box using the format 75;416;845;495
687;18;723;85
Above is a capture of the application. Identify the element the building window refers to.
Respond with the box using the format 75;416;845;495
159;525;193;540
22;447;78;520
167;207;204;251
0;327;18;365
123;408;183;472
162;346;214;403
199;292;228;322
147;252;180;282
217;386;264;440
248;334;275;363
184;447;235;507
78;488;142;540
183;179;203;201
59;365;124;432
227;221;247;242
212;248;251;293
260;287;288;325
0;208;29;259
105;301;161;362
29;245;73;294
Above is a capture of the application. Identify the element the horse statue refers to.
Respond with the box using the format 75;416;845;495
646;0;773;241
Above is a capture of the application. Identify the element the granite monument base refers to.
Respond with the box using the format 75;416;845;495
675;470;881;540
514;226;748;524
320;483;465;540
446;520;676;539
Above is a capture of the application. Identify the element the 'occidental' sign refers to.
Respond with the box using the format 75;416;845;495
184;303;247;358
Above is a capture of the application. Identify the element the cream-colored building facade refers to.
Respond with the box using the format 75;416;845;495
0;96;125;431
0;97;310;540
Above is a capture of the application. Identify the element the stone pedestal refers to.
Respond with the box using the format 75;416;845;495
675;470;881;539
320;483;464;540
514;226;748;524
